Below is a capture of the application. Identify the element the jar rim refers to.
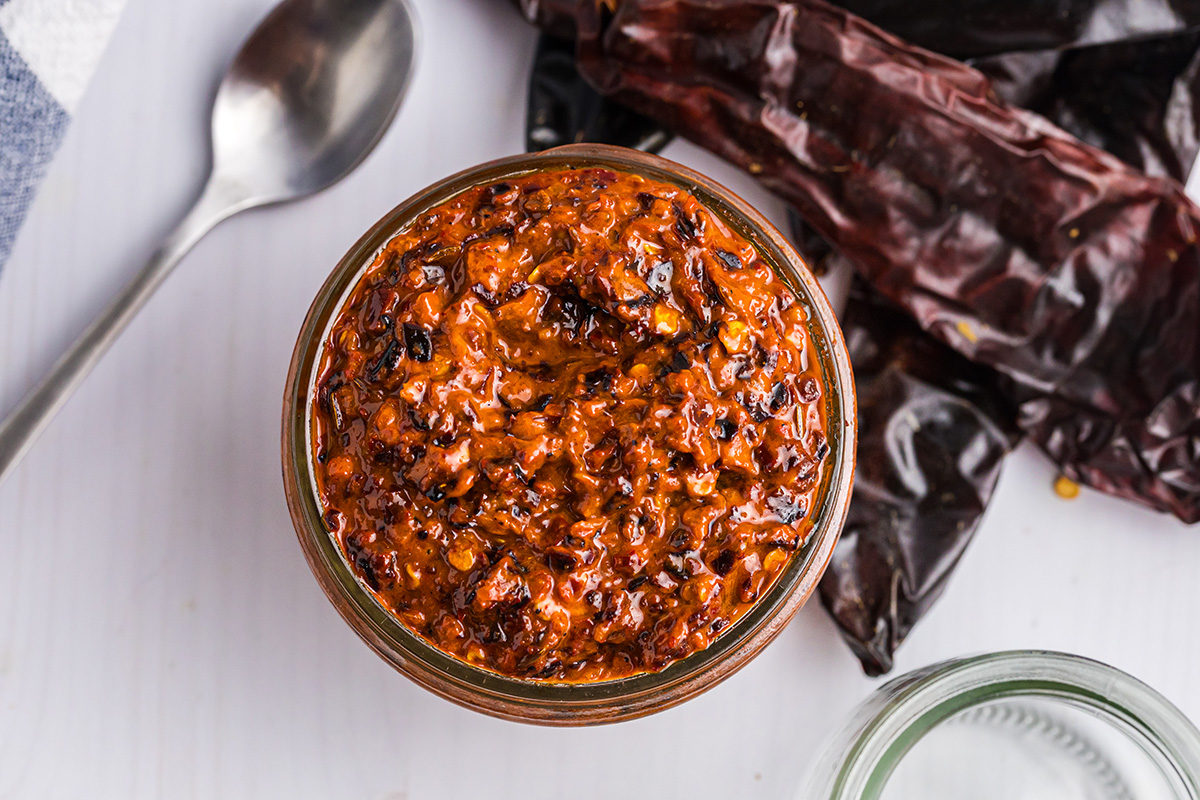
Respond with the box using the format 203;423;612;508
280;144;857;725
812;650;1200;799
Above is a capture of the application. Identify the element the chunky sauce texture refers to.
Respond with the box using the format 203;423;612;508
312;167;829;681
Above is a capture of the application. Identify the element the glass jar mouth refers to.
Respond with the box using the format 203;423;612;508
281;144;857;724
814;651;1200;799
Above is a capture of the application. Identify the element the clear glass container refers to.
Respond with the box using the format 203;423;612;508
280;144;857;725
801;651;1200;799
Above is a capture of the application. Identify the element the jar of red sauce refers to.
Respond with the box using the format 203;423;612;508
281;144;856;724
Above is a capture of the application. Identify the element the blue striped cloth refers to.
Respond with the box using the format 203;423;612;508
0;0;126;272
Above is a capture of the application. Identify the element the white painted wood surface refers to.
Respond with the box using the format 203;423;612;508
2;1;1198;797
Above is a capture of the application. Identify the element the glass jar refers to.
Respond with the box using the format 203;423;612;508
800;651;1200;799
280;144;856;725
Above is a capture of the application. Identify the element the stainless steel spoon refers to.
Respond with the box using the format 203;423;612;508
0;0;418;485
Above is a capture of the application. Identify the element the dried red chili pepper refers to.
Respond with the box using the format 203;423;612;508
788;33;1200;244
524;0;1200;173
510;0;1200;524
527;32;673;153
794;30;1200;672
821;280;1020;675
780;212;1022;672
976;31;1200;183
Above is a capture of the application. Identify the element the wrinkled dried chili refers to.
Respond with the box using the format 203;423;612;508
792;32;1200;261
792;30;1200;671
777;221;1023;672
975;31;1200;183
821;280;1020;674
528;33;673;154
510;0;1200;524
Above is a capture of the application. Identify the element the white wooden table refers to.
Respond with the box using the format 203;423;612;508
2;1;1198;797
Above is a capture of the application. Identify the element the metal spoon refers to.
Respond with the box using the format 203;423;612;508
0;0;418;485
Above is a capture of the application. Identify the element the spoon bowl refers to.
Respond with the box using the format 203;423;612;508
0;0;419;485
214;0;418;205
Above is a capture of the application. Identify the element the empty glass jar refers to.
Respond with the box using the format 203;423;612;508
800;651;1200;799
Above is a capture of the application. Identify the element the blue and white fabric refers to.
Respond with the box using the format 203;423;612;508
0;0;126;272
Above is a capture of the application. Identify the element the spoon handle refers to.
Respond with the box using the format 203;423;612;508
0;177;239;486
